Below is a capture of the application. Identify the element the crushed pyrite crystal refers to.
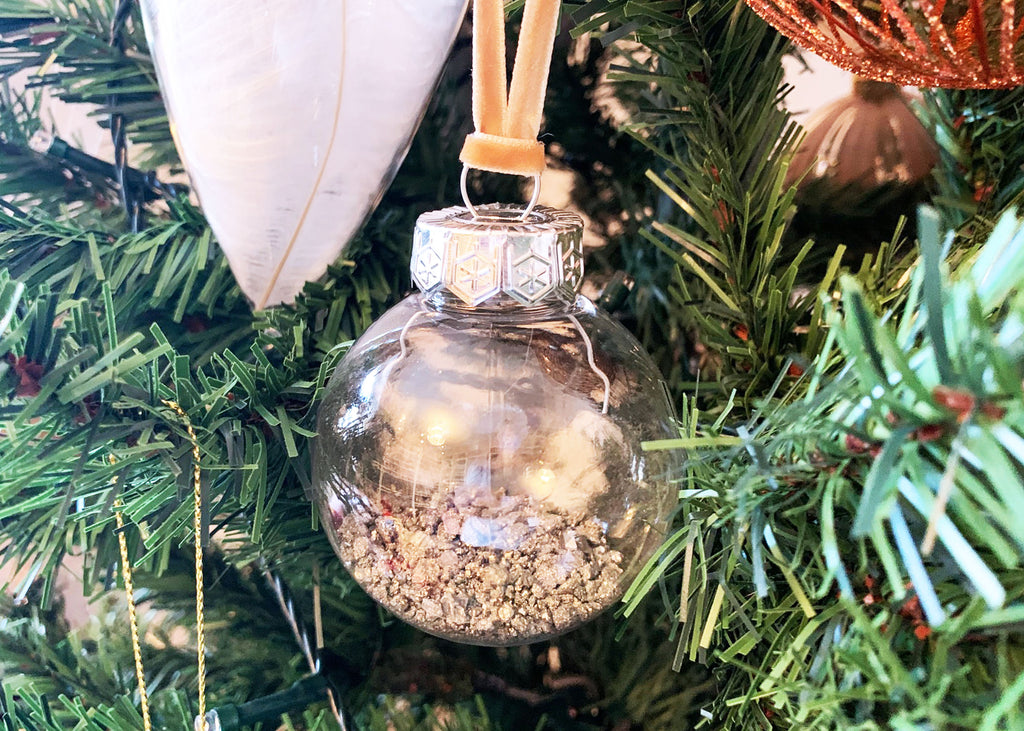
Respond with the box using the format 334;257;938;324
332;493;624;644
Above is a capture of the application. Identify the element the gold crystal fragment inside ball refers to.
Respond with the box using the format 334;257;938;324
313;205;681;645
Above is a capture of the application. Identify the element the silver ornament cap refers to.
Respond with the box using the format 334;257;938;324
411;204;584;306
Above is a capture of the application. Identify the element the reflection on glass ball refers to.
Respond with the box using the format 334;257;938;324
312;205;681;645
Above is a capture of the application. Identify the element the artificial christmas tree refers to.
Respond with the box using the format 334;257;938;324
1;1;1023;729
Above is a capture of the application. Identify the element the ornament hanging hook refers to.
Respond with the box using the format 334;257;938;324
460;165;541;222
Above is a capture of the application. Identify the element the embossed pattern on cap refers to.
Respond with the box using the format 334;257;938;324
411;204;584;306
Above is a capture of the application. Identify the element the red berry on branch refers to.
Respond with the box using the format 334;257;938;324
713;200;733;230
973;183;994;203
844;433;875;454
73;394;101;425
979;401;1006;421
30;31;62;45
898;594;924;622
913;423;945;443
932;385;975;422
7;354;45;398
183;315;209;333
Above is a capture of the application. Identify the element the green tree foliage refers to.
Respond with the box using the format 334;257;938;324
1;0;1023;729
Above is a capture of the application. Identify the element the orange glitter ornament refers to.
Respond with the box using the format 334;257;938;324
745;0;1024;88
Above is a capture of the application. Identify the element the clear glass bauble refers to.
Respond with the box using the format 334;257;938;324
312;205;681;645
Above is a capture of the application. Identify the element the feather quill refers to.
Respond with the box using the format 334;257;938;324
141;0;468;309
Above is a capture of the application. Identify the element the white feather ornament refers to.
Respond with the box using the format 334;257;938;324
140;0;468;309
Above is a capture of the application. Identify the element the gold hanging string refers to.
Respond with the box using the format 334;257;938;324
112;455;152;731
161;398;208;731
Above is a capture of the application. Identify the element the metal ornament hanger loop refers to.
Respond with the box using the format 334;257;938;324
460;165;541;222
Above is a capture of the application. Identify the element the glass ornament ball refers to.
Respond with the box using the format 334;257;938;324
312;204;682;645
787;79;938;197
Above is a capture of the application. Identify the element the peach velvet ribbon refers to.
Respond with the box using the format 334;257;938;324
459;0;560;176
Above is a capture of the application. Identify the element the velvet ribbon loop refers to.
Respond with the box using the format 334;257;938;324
459;0;560;176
